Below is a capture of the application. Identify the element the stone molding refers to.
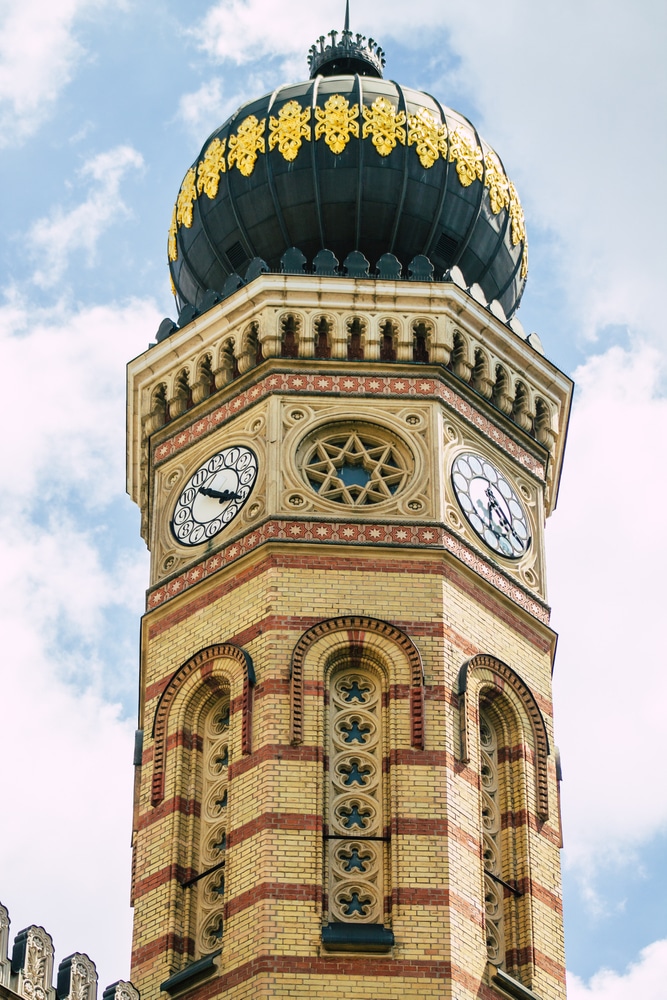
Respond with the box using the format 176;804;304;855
151;643;255;806
153;370;546;480
289;615;425;749
457;653;550;820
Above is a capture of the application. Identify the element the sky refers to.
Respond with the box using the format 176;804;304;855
0;0;665;995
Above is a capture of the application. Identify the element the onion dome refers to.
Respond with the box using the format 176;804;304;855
168;18;528;319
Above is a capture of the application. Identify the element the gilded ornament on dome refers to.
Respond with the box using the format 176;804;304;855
520;238;528;280
176;167;197;229
508;180;527;247
269;101;311;162
169;272;177;297
483;150;509;214
197;138;227;199
314;94;360;154
361;95;406;156
228;116;266;177
167;206;178;262
448;128;483;187
407;108;447;169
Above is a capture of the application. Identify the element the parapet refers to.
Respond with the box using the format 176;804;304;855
0;903;138;1000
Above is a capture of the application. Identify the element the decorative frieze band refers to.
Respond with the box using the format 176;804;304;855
145;518;550;624
153;371;546;481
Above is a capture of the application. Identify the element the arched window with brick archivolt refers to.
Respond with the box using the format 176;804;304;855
289;616;425;950
146;644;254;971
457;654;551;988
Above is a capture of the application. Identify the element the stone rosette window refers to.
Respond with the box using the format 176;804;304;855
298;422;413;506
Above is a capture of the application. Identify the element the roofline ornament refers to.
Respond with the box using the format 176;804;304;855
308;4;385;79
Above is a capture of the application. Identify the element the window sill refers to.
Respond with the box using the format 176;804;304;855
490;967;543;1000
160;951;222;994
321;923;394;952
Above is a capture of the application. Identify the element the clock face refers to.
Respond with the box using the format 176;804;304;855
451;452;530;559
171;446;258;547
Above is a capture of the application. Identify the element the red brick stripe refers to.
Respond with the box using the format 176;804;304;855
131;932;193;968
133;864;195;900
228;811;322;847
225;880;321;917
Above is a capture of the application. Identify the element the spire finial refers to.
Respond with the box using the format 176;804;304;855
307;3;385;79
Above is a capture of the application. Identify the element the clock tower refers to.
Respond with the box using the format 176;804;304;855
127;16;572;1000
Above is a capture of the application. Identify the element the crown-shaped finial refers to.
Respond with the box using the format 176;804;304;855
308;2;385;79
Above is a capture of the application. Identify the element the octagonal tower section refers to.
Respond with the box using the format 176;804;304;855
127;270;571;1000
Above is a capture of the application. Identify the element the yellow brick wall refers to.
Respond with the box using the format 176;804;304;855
130;545;565;1000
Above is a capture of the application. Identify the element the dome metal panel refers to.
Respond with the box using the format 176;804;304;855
169;76;528;318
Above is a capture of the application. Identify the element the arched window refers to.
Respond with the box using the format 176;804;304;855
379;320;397;361
347;318;364;360
314;316;331;359
290;616;425;952
480;706;506;966
412;321;430;362
143;644;254;985
457;654;551;989
281;315;299;357
479;697;527;983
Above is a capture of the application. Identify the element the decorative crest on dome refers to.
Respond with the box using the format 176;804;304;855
308;1;385;79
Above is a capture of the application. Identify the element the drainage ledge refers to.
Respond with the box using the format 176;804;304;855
491;967;543;1000
160;951;222;994
321;923;394;952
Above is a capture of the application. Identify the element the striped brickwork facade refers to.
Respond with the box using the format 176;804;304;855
127;279;571;1000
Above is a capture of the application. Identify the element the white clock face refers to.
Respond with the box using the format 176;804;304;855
171;446;258;547
451;452;530;559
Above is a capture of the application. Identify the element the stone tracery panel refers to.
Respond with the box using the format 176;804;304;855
327;667;385;925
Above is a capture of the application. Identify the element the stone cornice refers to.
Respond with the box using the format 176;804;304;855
127;275;572;525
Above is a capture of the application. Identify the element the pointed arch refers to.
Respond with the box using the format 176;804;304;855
289;615;424;750
456;653;549;819
151;643;255;806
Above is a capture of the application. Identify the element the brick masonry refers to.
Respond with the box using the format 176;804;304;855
128;293;569;1000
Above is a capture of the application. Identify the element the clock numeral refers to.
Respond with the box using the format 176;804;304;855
171;446;258;548
451;452;530;561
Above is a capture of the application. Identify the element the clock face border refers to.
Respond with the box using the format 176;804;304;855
171;445;258;548
450;451;531;560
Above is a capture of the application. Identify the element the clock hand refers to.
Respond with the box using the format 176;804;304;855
199;486;240;503
486;487;523;545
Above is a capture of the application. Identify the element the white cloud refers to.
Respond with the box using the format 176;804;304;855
176;75;272;145
28;145;144;288
547;340;667;868
567;939;667;1000
0;0;116;144
0;294;157;989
